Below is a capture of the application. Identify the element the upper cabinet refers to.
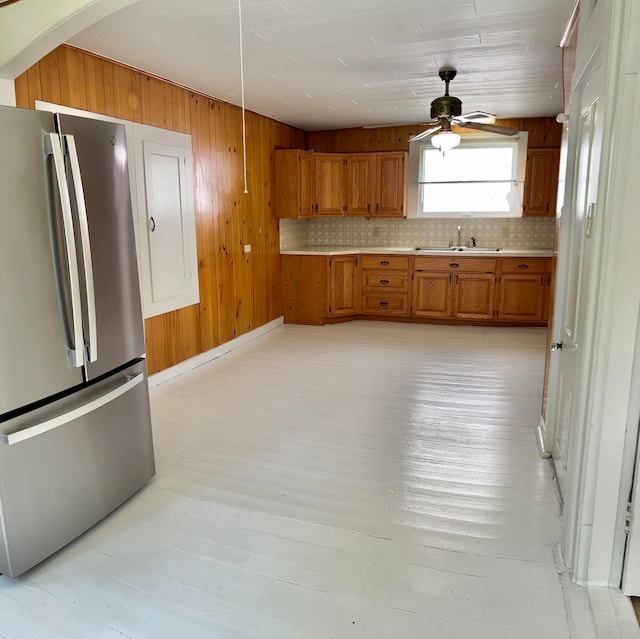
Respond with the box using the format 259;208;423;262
372;152;407;217
345;154;374;216
315;153;347;216
522;148;560;217
276;149;408;219
274;149;314;218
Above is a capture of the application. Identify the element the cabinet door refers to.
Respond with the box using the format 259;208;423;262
522;148;560;217
345;154;374;216
315;154;345;216
498;274;546;321
133;127;199;320
275;149;314;218
452;273;495;319
412;272;452;317
298;151;315;218
329;256;359;316
372;152;407;217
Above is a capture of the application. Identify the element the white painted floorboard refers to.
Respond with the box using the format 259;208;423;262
0;322;608;637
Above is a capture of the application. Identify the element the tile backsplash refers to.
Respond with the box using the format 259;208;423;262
279;217;556;250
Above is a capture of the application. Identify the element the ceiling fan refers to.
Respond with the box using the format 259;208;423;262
411;68;520;152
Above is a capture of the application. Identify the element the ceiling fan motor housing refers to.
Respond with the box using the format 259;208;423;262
430;94;462;120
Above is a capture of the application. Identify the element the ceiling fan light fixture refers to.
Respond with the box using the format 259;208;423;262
431;131;461;154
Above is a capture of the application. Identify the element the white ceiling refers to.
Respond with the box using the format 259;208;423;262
68;0;575;131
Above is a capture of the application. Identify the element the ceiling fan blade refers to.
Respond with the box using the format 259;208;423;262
455;121;520;136
409;124;442;142
455;111;496;124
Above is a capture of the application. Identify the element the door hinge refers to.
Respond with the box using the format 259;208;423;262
586;202;596;238
625;501;633;535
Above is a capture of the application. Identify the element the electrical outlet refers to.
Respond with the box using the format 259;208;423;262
501;225;510;239
373;226;381;238
244;244;252;254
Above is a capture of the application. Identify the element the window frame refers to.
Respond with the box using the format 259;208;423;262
407;131;529;218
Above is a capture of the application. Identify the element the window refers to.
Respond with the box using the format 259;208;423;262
409;132;528;218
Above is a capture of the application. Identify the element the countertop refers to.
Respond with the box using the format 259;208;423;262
281;246;553;257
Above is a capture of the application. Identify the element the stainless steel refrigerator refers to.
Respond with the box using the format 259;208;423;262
0;105;155;578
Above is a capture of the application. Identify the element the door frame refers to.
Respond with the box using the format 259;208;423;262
545;0;640;587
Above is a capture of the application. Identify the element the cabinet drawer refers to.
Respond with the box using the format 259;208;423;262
414;256;497;273
500;257;548;274
361;255;409;270
361;293;408;315
361;271;408;292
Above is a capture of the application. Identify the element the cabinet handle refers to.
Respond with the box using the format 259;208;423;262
379;279;389;285
380;260;390;266
376;203;379;213
449;262;459;268
518;263;529;269
379;301;389;307
149;216;156;232
367;203;371;214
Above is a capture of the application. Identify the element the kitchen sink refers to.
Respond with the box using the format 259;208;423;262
413;246;502;252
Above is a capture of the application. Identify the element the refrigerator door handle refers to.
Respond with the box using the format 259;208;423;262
1;372;144;445
46;132;84;368
64;134;97;363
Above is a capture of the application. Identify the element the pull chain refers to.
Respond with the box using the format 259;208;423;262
238;0;249;194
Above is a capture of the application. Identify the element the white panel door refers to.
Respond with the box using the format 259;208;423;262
144;141;189;301
548;53;604;574
136;130;198;318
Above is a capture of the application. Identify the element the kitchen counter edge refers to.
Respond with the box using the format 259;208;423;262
281;247;554;257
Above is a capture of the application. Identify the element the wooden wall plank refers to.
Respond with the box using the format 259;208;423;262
25;63;42;107
14;73;29;108
193;94;219;352
58;47;87;110
83;54;106;115
309;117;561;153
38;49;62;106
15;45;305;375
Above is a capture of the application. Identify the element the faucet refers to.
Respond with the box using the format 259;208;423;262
457;225;462;247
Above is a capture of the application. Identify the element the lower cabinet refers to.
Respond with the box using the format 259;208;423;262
412;257;496;321
453;273;496;320
496;258;548;322
282;253;551;326
360;255;410;316
413;272;452;318
329;256;360;316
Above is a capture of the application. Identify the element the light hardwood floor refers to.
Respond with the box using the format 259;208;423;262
0;322;576;637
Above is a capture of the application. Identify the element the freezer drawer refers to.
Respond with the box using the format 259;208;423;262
0;362;155;578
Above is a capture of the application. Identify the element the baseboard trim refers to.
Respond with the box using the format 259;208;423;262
148;316;284;387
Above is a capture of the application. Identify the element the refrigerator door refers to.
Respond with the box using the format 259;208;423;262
56;114;145;380
0;361;155;578
0;106;85;417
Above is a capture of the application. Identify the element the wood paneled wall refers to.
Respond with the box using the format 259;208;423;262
309;117;562;153
15;45;307;374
